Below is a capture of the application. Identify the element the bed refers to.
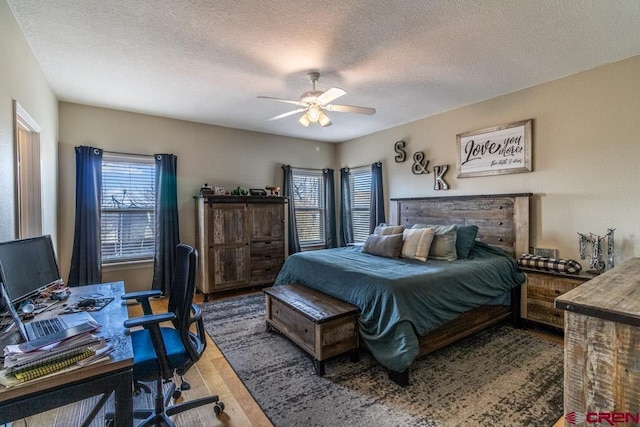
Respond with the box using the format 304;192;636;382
274;193;531;385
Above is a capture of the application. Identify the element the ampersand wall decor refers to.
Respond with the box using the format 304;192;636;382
411;151;430;174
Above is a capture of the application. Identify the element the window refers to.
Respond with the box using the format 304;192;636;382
350;166;372;243
101;153;155;263
292;169;325;247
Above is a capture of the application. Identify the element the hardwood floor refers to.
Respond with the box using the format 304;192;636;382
13;292;565;426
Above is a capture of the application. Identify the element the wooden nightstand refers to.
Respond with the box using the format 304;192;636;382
521;268;596;330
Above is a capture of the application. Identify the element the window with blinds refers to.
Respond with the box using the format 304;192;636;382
292;170;325;247
101;153;155;263
350;166;372;243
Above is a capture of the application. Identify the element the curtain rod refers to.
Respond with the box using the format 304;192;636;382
103;150;154;158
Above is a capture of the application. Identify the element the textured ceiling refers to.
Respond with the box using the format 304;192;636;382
7;0;640;142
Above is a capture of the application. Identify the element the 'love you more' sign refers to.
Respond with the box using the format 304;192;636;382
456;119;532;178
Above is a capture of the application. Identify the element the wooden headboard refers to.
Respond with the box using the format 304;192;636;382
389;193;531;257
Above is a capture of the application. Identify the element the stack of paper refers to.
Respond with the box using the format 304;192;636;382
0;330;113;387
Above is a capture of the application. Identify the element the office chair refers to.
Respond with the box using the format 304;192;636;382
106;244;224;426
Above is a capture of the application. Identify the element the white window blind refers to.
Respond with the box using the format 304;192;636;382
101;153;156;263
292;170;325;247
350;166;372;243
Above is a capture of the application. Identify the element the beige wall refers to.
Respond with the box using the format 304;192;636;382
58;103;335;291
337;55;640;266
0;0;58;244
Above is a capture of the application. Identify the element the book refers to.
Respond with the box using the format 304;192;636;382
0;341;111;387
13;348;96;382
3;332;101;370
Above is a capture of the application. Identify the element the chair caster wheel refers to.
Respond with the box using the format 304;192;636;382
172;389;182;400
214;401;225;415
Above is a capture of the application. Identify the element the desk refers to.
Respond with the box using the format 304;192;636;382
0;282;133;427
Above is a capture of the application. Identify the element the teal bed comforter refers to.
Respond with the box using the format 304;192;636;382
274;242;525;373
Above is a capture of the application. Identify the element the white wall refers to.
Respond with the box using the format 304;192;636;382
337;55;640;266
58;103;335;291
0;0;58;244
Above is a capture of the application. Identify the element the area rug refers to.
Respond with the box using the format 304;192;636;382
201;293;563;427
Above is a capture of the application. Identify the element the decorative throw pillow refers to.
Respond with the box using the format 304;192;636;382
517;254;583;274
412;224;458;261
373;224;404;235
401;228;435;262
455;225;479;259
363;233;403;258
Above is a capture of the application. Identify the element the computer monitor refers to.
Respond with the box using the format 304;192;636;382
0;235;62;304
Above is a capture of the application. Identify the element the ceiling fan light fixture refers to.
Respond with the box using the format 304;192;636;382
318;111;332;127
260;71;375;128
307;104;321;122
298;113;311;127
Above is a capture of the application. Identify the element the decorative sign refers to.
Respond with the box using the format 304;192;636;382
391;139;449;190
411;152;429;174
433;165;449;190
456;119;532;178
394;140;407;162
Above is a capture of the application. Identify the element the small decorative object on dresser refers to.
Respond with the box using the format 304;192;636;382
265;186;280;196
200;183;212;195
577;228;615;274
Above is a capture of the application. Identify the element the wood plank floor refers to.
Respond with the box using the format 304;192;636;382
13;292;564;427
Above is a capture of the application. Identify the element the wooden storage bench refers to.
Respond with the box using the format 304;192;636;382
264;283;360;376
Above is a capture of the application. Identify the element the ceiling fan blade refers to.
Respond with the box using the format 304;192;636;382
324;104;376;115
258;96;307;107
266;107;307;121
317;87;346;105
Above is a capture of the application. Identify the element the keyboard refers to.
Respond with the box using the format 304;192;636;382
31;317;64;339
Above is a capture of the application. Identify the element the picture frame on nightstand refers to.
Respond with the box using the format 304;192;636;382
533;248;558;258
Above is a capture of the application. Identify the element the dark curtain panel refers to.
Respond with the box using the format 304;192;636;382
339;167;354;246
322;169;337;248
152;154;180;295
282;165;301;254
370;161;385;233
69;146;102;286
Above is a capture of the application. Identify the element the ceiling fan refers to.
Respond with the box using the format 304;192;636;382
258;72;376;127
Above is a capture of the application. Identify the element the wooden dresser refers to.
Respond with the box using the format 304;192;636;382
521;268;595;330
555;258;640;423
195;195;287;300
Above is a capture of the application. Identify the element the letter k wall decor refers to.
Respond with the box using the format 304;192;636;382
456;119;532;178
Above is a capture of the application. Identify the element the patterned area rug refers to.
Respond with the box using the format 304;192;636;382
201;293;563;427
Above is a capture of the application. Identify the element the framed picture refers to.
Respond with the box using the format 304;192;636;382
456;119;532;178
214;186;225;195
534;248;558;259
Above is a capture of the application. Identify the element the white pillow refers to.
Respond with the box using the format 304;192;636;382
401;228;435;262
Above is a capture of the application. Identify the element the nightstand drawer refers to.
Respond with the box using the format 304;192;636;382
526;275;584;302
526;298;565;329
523;269;594;330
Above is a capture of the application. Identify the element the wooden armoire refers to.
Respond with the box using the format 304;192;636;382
195;195;288;301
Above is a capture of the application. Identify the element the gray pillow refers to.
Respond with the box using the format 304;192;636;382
373;224;404;235
362;233;403;258
413;224;458;261
455;225;479;259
